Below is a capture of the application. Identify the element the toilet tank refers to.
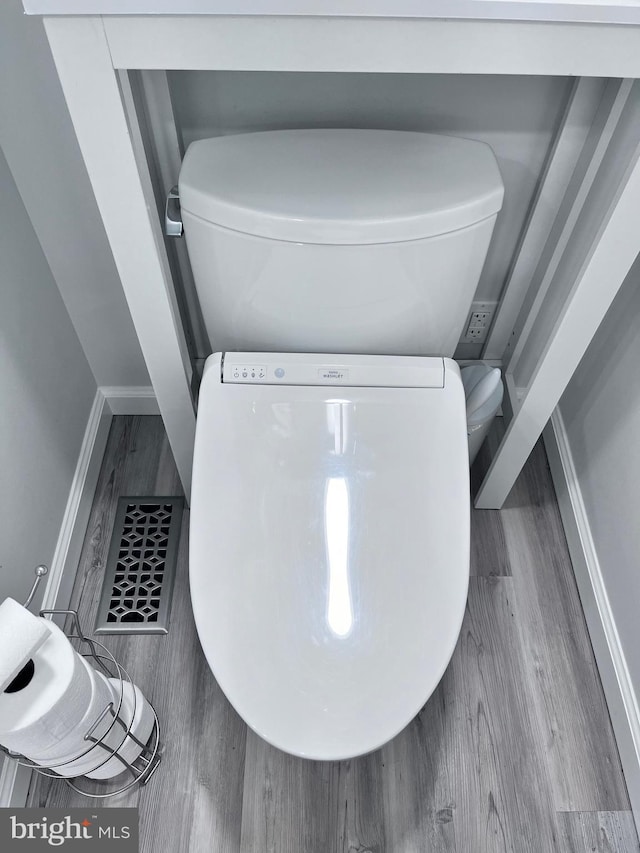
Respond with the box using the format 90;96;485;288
178;129;504;357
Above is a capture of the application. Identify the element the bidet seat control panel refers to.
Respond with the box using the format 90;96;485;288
222;353;445;388
229;363;267;381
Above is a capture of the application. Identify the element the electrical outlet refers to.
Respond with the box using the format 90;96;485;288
465;326;486;342
461;301;498;344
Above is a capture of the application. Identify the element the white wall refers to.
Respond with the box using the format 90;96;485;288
0;145;96;605
0;0;149;388
559;252;640;698
169;70;572;357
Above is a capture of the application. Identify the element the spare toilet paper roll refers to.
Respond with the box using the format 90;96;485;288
85;680;155;780
30;657;120;773
35;673;154;780
0;598;50;693
0;620;92;758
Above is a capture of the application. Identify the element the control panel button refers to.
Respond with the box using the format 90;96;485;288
226;364;267;383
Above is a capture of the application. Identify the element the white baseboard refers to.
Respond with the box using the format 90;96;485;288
41;390;112;613
101;385;159;415
0;388;113;808
0;757;20;808
544;409;640;828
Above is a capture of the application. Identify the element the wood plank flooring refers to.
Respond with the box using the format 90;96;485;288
503;449;628;813
559;812;640;853
27;416;639;852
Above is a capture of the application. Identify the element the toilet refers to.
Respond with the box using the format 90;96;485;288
181;129;504;759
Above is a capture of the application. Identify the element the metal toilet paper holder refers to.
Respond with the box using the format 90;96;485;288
0;566;162;798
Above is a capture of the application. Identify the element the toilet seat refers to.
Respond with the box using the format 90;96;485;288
189;353;470;760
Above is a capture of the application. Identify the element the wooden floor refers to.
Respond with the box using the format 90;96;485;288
28;416;639;852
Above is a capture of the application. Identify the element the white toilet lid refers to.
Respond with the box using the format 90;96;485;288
190;353;470;760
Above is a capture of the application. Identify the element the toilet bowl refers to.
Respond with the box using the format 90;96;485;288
190;352;469;759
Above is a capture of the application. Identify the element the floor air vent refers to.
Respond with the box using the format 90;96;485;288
95;497;184;635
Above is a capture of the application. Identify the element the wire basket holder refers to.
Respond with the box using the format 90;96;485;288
0;566;162;798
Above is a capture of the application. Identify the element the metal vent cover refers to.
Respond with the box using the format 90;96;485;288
95;497;184;635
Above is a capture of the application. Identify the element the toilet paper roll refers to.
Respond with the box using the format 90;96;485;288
0;621;92;758
85;680;154;780
39;676;154;780
30;657;119;772
0;598;50;693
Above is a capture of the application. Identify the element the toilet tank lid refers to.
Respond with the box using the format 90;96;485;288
178;129;504;245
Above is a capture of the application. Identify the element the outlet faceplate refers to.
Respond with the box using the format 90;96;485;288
461;301;498;344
